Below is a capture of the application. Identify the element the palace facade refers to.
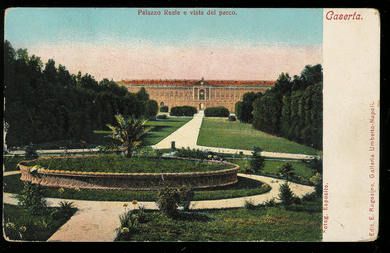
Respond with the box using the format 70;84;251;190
118;78;276;112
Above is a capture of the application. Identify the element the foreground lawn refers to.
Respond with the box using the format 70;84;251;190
4;175;270;201
142;117;191;145
197;118;319;155
118;198;322;241
23;155;231;173
3;204;76;241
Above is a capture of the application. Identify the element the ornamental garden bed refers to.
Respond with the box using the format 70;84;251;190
18;155;240;190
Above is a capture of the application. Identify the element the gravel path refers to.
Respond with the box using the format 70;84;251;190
3;172;314;242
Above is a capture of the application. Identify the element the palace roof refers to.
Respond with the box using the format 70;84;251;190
118;79;275;87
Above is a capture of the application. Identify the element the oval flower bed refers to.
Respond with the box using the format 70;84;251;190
18;155;240;190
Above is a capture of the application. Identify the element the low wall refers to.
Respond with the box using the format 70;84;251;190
18;157;240;190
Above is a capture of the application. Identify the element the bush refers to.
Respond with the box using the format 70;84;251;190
244;199;256;210
17;182;47;216
176;147;210;160
116;210;139;240
24;143;38;159
156;114;168;120
178;186;194;211
204;106;229;117
301;192;317;202
157;187;181;218
160;105;169;112
228;115;237;121
278;183;295;207
170;106;197;116
250;147;264;173
58;201;75;216
145;100;159;118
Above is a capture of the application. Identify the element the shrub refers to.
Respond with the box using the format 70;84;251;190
134;205;147;223
228;115;237;121
176;147;210;160
244;199;256;210
59;201;75;216
204;106;229;117
170;106;197;116
17;182;47;216
250;147;264;173
156;114;168;120
160;105;169;112
116;210;139;240
301;192;317;202
278;183;295;207
178;186;194;211
157;187;181;218
24;143;38;159
264;198;276;207
145;100;159;118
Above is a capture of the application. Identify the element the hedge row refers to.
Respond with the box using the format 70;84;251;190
204;106;230;117
170;106;197;116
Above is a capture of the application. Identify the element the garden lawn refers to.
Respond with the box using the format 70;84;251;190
23;155;231;173
118;198;322;241
3;204;76;241
197;118;319;155
228;159;315;181
3;175;270;201
142;117;191;145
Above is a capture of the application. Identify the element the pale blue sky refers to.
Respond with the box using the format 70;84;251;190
5;8;323;48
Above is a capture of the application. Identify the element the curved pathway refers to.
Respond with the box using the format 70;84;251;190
3;171;314;242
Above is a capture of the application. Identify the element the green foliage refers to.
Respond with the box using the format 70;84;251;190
236;92;263;123
24;155;228;173
178;186;194;211
175;147;211;160
106;114;147;158
156;187;181;218
251;65;323;149
3;204;76;241
4;41;153;148
204;106;229;117
279;163;295;182
160;105;169;112
278;183;295;207
24;143;38;159
244;199;256;210
249;146;265;173
116;210;140;240
145;100;158;119
170;106;197;116
156;114;168;119
58;201;75;216
17;182;47;216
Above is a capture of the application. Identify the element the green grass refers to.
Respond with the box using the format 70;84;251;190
23;155;231;173
229;158;315;182
142;117;191;145
3;204;76;241
3;174;270;201
197;118;319;155
116;198;322;241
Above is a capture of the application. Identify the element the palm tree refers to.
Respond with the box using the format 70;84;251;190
279;163;295;182
106;114;148;158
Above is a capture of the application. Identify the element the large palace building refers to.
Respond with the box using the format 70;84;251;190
118;78;276;112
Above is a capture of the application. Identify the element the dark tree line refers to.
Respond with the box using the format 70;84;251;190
4;41;157;147
235;92;263;123
240;65;322;149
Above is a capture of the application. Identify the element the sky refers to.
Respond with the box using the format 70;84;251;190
5;8;323;81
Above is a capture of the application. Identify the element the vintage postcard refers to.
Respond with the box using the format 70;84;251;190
2;8;380;242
